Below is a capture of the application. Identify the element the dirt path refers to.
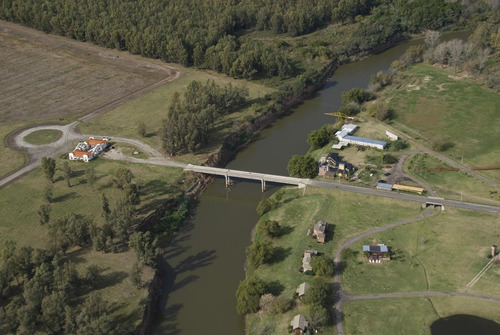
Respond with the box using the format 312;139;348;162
333;208;438;335
383;123;500;191
386;149;438;197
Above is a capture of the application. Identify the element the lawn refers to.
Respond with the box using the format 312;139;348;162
24;129;63;145
246;186;423;334
380;64;500;182
78;67;276;164
343;296;500;335
405;153;500;204
342;207;500;298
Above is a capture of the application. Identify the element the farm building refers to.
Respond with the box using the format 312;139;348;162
296;282;310;299
290;314;309;334
386;130;399;141
377;182;393;191
363;244;390;263
334;124;387;150
392;184;425;195
302;250;318;272
312;220;328;243
69;137;110;162
318;153;353;178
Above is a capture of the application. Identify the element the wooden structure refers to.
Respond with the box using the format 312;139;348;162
302;250;318;272
312;220;328;243
296;282;309;299
290;314;309;334
363;244;390;263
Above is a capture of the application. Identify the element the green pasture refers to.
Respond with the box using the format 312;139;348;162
343;296;500;335
382;64;500;181
405;153;500;204
0;158;184;248
342;208;500;298
246;186;422;334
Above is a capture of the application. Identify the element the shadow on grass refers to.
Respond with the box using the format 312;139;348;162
279;225;294;237
325;224;336;243
53;191;78;203
267;280;285;296
271;246;292;264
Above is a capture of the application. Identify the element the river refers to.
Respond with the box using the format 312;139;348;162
152;31;469;335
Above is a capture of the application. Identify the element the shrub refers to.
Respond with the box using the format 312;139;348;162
287;155;318;178
256;197;278;216
310;255;334;277
236;276;268;315
382;154;397;164
367;101;391;121
247;240;273;267
260;220;281;238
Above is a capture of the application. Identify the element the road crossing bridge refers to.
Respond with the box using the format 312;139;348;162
184;164;309;191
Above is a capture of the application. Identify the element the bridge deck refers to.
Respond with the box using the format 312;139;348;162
184;164;309;186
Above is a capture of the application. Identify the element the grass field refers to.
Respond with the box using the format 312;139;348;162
343;296;500;335
405;153;500;204
0;158;184;328
342;207;500;298
380;64;500;181
246;186;423;334
24;129;63;145
78;67;276;164
0;123;26;179
0;159;184;247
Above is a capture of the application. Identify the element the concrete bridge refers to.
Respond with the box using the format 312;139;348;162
184;164;309;191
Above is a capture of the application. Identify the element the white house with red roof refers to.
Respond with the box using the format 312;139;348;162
68;137;110;162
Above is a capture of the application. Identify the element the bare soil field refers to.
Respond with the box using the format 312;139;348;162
0;20;178;124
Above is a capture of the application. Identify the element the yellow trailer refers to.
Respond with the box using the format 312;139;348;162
392;184;425;195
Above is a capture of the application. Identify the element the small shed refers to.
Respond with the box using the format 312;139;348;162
302;250;318;272
290;314;309;334
296;282;310;299
313;220;328;243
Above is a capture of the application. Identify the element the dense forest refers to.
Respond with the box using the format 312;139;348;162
1;0;491;79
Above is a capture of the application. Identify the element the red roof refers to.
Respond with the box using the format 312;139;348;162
71;150;90;158
87;138;108;146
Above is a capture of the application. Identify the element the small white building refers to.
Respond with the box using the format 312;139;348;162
68;137;110;162
386;130;398;141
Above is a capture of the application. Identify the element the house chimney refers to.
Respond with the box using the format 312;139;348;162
492;245;498;257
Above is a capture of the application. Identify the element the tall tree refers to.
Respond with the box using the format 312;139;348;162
37;204;51;225
85;166;96;191
41;157;56;183
62;161;72;187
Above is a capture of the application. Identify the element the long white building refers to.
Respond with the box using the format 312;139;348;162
334;124;387;150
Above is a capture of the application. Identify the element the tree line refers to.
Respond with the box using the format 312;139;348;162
1;0;487;80
160;79;249;155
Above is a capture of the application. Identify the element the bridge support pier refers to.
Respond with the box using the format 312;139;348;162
261;179;266;192
225;174;230;188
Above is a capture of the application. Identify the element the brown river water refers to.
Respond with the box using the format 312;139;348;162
152;31;470;335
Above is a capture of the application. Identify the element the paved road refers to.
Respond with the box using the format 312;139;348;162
308;180;500;214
